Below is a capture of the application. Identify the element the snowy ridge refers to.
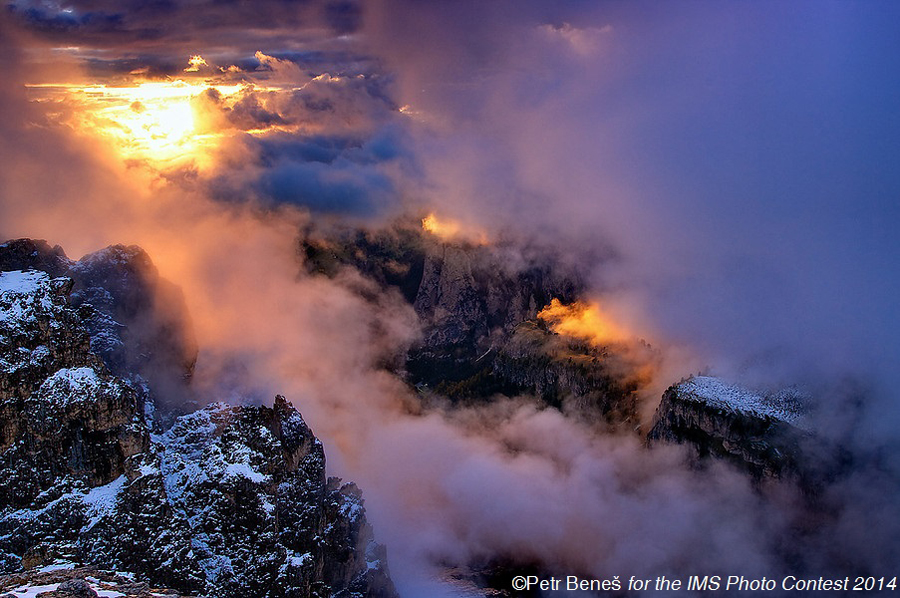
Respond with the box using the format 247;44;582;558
677;376;805;424
1;241;397;598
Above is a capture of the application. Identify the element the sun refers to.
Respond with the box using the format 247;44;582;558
77;81;243;165
30;79;245;167
110;91;197;158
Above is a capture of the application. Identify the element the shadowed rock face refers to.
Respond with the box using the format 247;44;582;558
301;222;650;429
647;377;849;492
0;239;198;415
0;239;71;278
301;220;594;385
648;379;803;479
0;240;398;598
0;269;147;510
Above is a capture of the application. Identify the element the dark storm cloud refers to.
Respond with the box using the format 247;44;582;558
184;65;404;215
203;125;406;215
7;0;364;70
82;56;180;79
255;158;393;214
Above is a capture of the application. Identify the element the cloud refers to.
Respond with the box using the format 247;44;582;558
365;0;900;434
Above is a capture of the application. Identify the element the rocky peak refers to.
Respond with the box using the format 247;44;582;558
0;270;96;403
0;239;72;278
0;239;398;598
0;268;146;511
647;376;845;487
0;240;198;417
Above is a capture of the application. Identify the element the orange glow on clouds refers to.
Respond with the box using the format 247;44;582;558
183;55;209;72
75;81;241;164
421;213;459;237
421;213;487;244
538;298;630;346
28;77;246;167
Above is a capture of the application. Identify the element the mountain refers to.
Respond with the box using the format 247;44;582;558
0;239;197;417
0;240;397;598
300;218;646;425
300;220;871;595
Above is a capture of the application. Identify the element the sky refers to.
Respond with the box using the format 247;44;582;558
2;1;900;595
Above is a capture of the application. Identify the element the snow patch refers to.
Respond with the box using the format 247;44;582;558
0;270;50;295
37;562;76;572
224;462;268;483
83;474;127;530
0;270;56;328
677;376;805;424
5;583;61;597
35;366;109;409
287;551;312;568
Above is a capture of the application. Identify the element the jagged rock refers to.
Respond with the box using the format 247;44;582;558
490;321;639;422
0;240;198;416
56;579;100;597
0;270;96;403
0;239;72;278
4;397;396;597
68;245;198;414
0;270;147;510
0;240;398;598
0;565;197;597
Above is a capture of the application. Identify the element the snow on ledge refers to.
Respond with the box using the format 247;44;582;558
676;376;805;425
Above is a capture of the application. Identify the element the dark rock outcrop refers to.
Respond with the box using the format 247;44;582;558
0;238;71;278
0;270;147;510
0;565;197;597
301;220;584;390
300;221;658;428
0;240;398;598
647;376;845;487
490;321;640;423
0;240;198;416
68;245;198;410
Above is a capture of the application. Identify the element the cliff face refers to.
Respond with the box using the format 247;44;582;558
490;322;638;423
408;241;582;386
302;222;648;412
0;270;148;511
0;240;397;598
647;376;845;486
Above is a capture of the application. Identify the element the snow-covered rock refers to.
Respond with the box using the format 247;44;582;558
647;376;812;480
0;239;397;598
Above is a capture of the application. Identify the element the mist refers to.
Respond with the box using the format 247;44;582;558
3;1;900;595
367;0;900;438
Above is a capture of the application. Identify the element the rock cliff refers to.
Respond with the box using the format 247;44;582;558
302;221;655;418
0;240;397;598
0;239;197;416
647;376;845;487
